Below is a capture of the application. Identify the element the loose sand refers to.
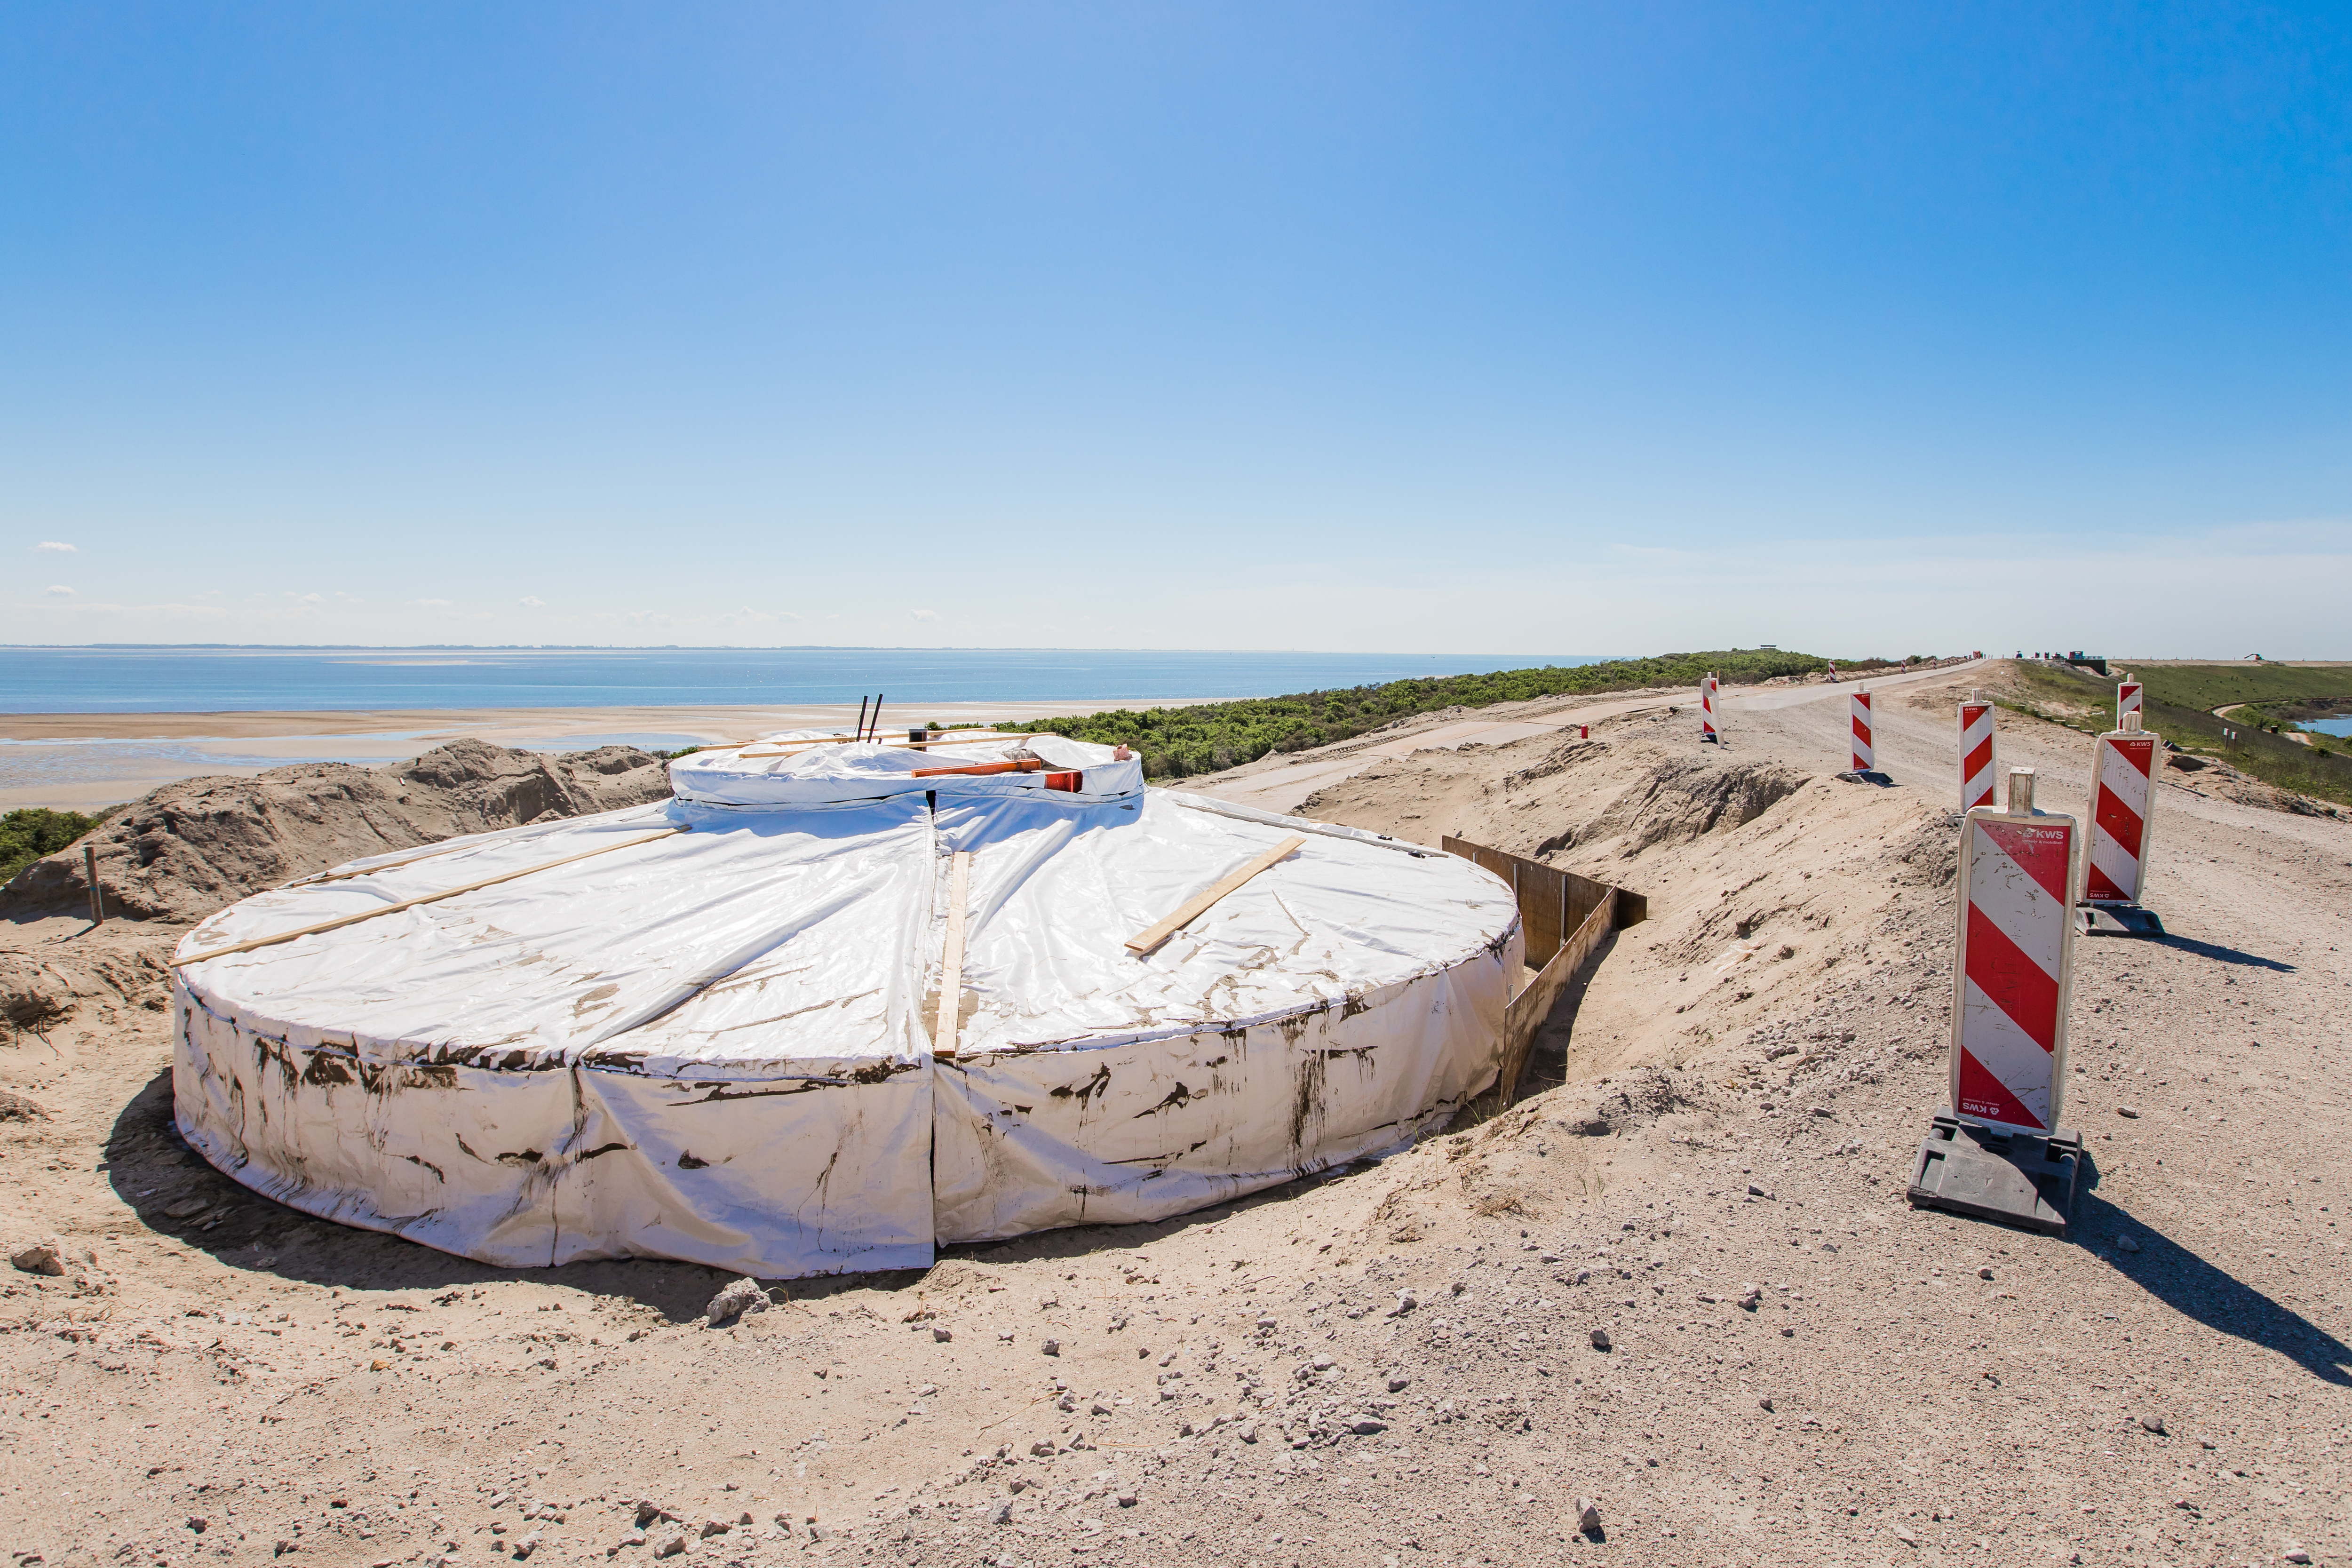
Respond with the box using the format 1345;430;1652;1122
2;661;2347;1567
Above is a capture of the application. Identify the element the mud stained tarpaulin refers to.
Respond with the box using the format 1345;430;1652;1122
172;732;1522;1278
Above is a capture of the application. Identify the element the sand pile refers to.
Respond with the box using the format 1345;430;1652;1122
2;738;673;923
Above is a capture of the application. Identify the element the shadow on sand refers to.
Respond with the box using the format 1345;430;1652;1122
2068;1154;2348;1385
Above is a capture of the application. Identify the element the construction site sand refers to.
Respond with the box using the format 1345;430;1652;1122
2;662;2348;1567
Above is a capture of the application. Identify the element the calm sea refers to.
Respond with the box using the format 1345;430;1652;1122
0;646;1607;715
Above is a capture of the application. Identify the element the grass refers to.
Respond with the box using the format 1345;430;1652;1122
1007;649;1883;780
2127;663;2352;715
2000;662;2352;809
0;807;108;888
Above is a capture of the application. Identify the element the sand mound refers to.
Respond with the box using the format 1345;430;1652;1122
2;738;673;923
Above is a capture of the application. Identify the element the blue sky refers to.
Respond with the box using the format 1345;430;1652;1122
5;3;2348;657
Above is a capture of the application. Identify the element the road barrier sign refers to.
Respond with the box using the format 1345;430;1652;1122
1849;688;1874;772
1951;769;2077;1134
1701;673;1721;743
2079;713;2164;935
2115;674;2142;723
1959;695;1996;812
1907;767;2084;1233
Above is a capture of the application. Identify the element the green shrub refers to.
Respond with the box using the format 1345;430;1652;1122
0;808;104;888
1009;649;1851;779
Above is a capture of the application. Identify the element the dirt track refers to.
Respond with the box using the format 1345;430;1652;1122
3;663;2348;1568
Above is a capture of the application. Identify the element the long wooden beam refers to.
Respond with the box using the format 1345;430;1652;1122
1125;836;1306;957
933;850;973;1058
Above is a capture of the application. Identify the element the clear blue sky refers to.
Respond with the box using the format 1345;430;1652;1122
5;3;2348;657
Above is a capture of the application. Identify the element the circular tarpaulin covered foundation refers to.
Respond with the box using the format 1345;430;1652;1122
171;732;1521;1277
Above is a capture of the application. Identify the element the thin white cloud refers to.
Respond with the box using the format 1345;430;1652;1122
909;607;941;623
296;592;324;605
519;595;546;608
34;541;76;553
43;584;74;596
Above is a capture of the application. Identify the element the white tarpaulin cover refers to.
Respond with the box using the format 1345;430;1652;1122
173;732;1520;1277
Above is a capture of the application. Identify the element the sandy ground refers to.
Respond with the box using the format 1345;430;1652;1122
4;661;2349;1568
0;702;1186;812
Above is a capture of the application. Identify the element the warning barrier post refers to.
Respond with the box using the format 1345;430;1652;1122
2078;711;2165;936
1958;692;1997;812
1906;766;2084;1234
1849;687;1874;774
1700;673;1721;743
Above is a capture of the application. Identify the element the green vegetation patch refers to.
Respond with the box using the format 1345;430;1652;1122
2002;663;2352;810
0;807;105;888
1009;649;1855;780
2130;663;2352;714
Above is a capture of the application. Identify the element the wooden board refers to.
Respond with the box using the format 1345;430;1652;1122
1125;836;1306;956
933;850;972;1058
1495;889;1615;1105
174;827;687;967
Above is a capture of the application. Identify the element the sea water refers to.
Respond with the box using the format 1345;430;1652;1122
0;646;1604;715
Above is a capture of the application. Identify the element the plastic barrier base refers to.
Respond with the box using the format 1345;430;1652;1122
2076;901;2166;938
1906;1114;2082;1237
1834;770;1894;787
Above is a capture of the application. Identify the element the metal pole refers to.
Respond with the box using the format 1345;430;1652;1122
84;843;103;925
868;694;883;742
855;696;869;742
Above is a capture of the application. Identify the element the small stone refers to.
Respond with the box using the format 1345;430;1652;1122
1387;1289;1418;1318
932;1325;953;1342
2283;1549;2312;1564
1747;1184;1772;1198
1589;1329;1612;1351
705;1278;767;1328
2116;1106;2140;1119
699;1518;731;1538
1575;1499;1601;1534
1029;1440;1057;1457
1779;1326;1795;1337
736;1511;753;1527
1893;1524;1918;1546
511;1531;542;1559
2139;1414;2167;1435
1739;1285;1763;1312
2117;1236;2142;1254
1387;1376;1412;1393
1239;1423;1258;1443
635;1502;667;1528
185;1516;207;1533
1040;1337;1061;1356
1758;1397;1775;1413
1117;1493;1138;1508
370;1358;389;1371
656;1537;687;1559
9;1240;66;1277
989;1502;1013;1526
1351;1417;1388;1435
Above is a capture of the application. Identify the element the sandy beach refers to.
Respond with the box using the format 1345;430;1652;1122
0;700;1203;812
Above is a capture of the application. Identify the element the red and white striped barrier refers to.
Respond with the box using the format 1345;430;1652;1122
1950;769;2077;1134
2083;715;2160;906
1959;696;1996;812
2115;675;2142;724
1849;687;1873;772
1700;674;1720;743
